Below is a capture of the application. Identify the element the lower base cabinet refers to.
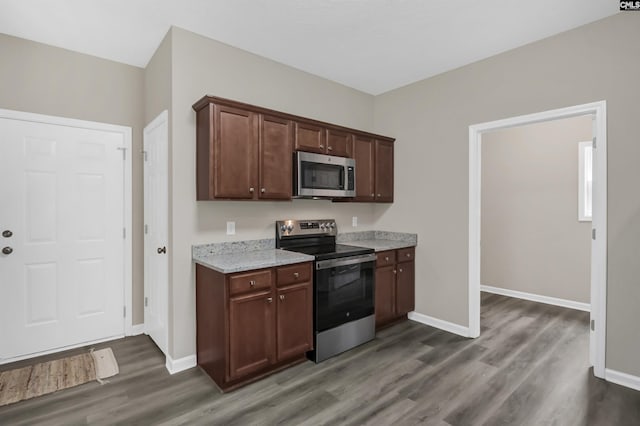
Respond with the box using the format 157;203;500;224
196;262;313;391
375;247;415;329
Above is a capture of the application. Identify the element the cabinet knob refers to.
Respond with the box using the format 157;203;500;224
371;193;374;197
393;269;397;274
327;146;333;151
249;280;256;287
319;144;324;149
249;187;254;193
266;297;273;303
377;194;381;197
293;272;299;278
406;253;411;257
399;268;403;273
385;256;389;261
280;295;285;301
261;188;265;193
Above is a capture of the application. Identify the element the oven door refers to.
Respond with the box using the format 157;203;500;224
294;151;355;198
315;253;375;332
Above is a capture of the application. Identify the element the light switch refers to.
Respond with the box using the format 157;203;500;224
352;216;358;227
226;221;236;235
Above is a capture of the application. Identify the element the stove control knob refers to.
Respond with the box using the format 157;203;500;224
329;223;336;229
280;225;287;232
319;223;325;230
286;224;294;232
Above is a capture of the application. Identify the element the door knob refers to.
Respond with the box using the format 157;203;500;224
157;246;166;254
2;247;13;255
2;230;12;238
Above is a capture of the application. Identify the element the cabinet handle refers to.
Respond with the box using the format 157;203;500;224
249;187;255;193
261;188;266;193
293;272;299;278
267;297;273;303
249;280;256;287
280;295;285;301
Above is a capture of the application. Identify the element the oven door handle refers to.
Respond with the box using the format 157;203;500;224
316;253;377;270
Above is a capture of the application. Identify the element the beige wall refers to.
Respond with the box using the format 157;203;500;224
168;27;377;358
373;12;640;375
0;33;146;325
481;116;592;303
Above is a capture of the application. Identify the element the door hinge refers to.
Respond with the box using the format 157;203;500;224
142;150;148;162
144;224;148;234
144;297;148;307
117;147;127;160
592;229;596;240
123;227;127;239
591;319;595;331
592;137;596;150
123;306;126;318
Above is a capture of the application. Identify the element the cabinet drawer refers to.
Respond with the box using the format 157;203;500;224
376;250;396;267
276;263;312;287
397;247;415;263
229;269;272;296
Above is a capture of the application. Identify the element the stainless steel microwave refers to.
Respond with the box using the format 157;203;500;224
293;151;355;198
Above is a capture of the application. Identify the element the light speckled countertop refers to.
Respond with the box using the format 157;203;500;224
193;231;417;273
193;249;314;274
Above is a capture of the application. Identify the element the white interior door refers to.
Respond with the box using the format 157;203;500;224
0;114;127;361
144;111;169;355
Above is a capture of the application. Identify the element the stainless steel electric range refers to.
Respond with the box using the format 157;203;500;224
276;219;376;363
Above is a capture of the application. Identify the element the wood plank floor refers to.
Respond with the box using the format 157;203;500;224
2;293;639;425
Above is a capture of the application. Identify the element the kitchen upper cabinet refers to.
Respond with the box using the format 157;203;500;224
353;136;375;201
374;139;394;202
326;128;352;158
375;247;415;330
259;115;293;199
228;289;275;380
193;95;394;202
295;121;326;154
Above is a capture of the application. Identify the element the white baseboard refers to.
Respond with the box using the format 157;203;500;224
408;311;471;337
481;285;590;312
165;354;197;375
129;323;145;336
605;368;640;392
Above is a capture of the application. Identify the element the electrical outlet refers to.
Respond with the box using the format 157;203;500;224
226;221;236;235
352;216;358;227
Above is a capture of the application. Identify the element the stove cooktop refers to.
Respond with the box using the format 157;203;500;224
283;243;374;261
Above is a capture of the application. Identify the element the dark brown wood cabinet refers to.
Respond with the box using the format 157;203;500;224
259;115;293;199
375;247;415;329
193;96;395;202
353;135;375;201
294;121;326;154
374;139;394;202
196;261;313;392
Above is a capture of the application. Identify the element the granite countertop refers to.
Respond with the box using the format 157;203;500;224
337;230;417;252
193;230;417;273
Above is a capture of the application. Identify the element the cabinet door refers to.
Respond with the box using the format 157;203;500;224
276;282;313;361
353;136;375;201
326;129;352;158
374;140;394;202
215;105;258;199
396;260;415;316
259;115;292;200
375;265;396;327
228;290;275;380
294;121;326;153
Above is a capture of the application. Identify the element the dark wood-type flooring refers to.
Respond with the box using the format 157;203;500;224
2;293;639;425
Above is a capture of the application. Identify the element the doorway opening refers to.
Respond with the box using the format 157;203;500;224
468;101;607;378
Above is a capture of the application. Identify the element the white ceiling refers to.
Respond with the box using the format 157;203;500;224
0;0;619;95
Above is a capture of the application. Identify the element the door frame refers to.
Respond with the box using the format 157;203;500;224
0;108;134;341
143;110;169;356
468;101;607;378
